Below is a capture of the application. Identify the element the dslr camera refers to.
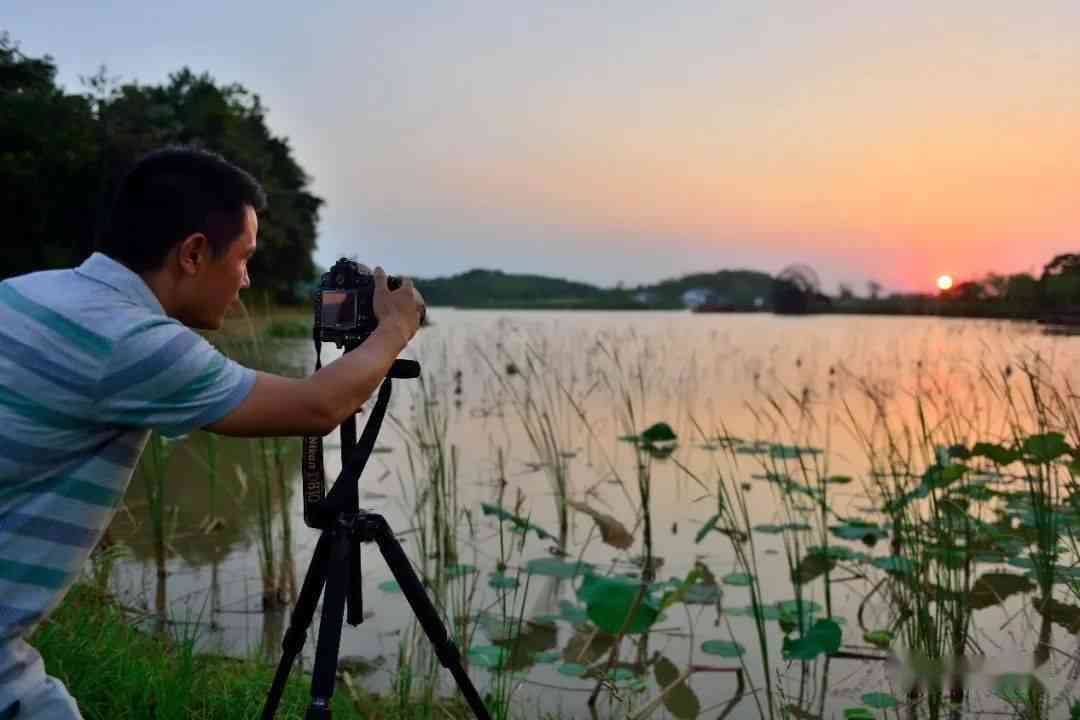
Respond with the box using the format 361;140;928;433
313;257;402;348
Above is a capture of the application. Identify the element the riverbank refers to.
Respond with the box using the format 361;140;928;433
30;584;472;720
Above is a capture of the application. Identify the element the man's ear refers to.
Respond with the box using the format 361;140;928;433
176;233;210;276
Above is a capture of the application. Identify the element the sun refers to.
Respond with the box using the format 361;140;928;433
937;274;954;291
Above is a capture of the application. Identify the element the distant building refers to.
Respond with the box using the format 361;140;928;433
681;288;714;308
633;290;657;305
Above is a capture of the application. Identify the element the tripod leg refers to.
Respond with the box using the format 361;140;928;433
262;532;333;720
305;527;354;719
347;533;364;626
371;518;493;720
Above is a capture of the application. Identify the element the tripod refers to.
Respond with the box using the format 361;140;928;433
261;358;492;720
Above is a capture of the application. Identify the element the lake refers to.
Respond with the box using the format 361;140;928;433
104;309;1080;719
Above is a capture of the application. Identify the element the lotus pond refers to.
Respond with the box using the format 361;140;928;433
101;309;1080;720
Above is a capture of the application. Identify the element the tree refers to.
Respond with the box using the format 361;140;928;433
942;280;984;303
1;34;324;303
981;273;1009;299
1;34;100;276
1005;273;1039;309
1041;253;1080;278
93;69;324;302
1039;253;1080;310
867;280;882;301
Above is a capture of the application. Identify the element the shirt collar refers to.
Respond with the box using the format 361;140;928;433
74;252;167;316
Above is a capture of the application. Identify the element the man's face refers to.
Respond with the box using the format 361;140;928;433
193;205;257;330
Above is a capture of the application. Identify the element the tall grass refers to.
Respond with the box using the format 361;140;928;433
834;346;1080;719
245;441;280;610
675;420;775;720
392;360;483;710
137;431;177;629
475;333;598;551
227;298;299;610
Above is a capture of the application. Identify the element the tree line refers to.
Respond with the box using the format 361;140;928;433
1;33;322;303
826;257;1080;321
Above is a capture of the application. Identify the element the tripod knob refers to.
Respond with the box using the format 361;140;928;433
305;698;332;719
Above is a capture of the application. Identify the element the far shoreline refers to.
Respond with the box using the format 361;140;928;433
421;303;1066;325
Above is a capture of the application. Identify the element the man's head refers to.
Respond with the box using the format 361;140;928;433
98;146;267;330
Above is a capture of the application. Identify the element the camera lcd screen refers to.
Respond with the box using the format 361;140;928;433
321;291;356;329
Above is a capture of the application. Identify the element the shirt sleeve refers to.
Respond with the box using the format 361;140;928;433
94;317;256;437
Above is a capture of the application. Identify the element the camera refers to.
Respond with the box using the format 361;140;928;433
313;257;402;348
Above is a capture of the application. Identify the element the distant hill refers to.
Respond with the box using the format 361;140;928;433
413;268;775;310
636;270;775;309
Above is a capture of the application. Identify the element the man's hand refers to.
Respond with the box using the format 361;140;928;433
373;266;425;348
208;264;426;438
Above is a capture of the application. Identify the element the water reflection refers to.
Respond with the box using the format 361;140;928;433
111;432;301;568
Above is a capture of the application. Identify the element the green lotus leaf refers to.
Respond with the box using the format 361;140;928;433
467;645;507;669
700;639;746;657
555;599;590;627
971;442;1020;466
722;572;755;586
992;672;1044;703
969;572;1035;610
488;572;520;590
654;656;701;720
782;618;842;661
830;520;886;542
695;513;722;544
576;574;659;635
843;709;874;720
862;692;899;709
606;668;638;683
863;630;894;649
481;502;556;541
445;563;477;579
1022;432;1071;463
872;555;915;575
792;552;836;584
1034;596;1080;633
641;422;678;444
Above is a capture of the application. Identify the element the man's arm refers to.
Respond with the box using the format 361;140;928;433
207;267;423;438
206;326;407;437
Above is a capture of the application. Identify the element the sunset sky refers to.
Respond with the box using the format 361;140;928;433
9;2;1080;294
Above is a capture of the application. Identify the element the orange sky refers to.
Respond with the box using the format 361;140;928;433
15;1;1080;292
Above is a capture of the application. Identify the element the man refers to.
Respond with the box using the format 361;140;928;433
0;147;425;718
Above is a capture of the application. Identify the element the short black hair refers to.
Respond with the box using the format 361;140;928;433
97;146;268;273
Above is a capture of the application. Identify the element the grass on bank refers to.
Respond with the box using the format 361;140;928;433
31;584;472;720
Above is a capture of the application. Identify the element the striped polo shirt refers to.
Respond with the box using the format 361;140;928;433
0;252;255;707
